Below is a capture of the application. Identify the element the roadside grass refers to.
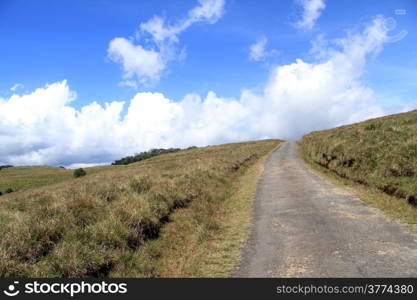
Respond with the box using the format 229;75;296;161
298;143;417;233
0;139;281;277
116;143;280;278
298;109;417;203
297;109;417;230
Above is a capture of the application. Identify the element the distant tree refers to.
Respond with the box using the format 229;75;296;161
0;165;13;171
73;168;87;178
112;148;182;165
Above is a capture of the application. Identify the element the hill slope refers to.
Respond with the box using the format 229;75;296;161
0;139;281;277
299;110;417;205
0;165;127;194
0;166;73;193
0;149;199;194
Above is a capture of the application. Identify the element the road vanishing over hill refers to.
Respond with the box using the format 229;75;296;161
234;142;417;277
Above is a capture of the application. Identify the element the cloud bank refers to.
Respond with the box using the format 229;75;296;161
108;0;225;87
0;16;399;166
295;0;326;30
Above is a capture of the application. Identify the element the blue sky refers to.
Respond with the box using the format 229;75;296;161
1;0;416;166
2;0;415;104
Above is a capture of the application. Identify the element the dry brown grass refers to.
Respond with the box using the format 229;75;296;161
139;143;280;277
0;139;281;277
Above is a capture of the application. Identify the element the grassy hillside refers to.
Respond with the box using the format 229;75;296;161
0;165;121;194
299;110;417;205
0;139;281;277
0;166;73;193
0;148;197;194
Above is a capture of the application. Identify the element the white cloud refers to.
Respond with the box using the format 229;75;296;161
108;0;225;87
66;162;108;169
249;37;279;62
295;0;326;31
1;16;407;166
108;38;165;86
140;0;224;43
10;83;23;92
249;37;268;61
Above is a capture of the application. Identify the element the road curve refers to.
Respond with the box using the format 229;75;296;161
234;142;417;277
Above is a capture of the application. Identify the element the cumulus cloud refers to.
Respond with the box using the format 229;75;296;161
1;16;403;166
108;38;165;87
108;0;225;87
295;0;326;30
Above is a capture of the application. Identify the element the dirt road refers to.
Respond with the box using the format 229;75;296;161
234;142;417;277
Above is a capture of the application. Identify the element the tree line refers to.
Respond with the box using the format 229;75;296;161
112;147;197;165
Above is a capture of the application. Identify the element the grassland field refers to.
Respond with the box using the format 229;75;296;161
0;139;281;277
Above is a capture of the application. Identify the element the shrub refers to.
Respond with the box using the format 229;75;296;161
0;165;13;171
4;188;13;194
73;168;87;178
364;123;381;130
